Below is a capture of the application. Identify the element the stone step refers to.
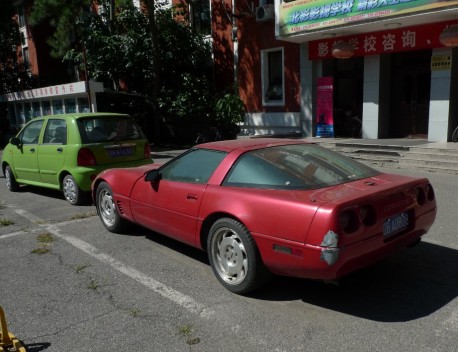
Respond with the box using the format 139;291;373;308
403;151;458;162
317;141;458;174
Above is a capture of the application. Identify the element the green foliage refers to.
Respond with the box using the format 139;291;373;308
0;0;35;94
159;73;215;123
29;0;91;58
28;0;238;132
215;88;246;124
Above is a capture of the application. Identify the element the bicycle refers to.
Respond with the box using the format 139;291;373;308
452;125;458;142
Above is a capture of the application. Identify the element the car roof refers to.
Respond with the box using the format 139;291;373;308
37;113;131;121
197;138;313;153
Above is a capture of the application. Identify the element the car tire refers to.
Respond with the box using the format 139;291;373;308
5;165;19;192
62;174;86;205
96;181;128;233
207;218;271;294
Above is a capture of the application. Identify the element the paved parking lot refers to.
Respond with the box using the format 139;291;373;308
1;148;457;352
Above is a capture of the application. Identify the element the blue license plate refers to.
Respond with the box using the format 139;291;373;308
107;147;134;157
383;212;409;237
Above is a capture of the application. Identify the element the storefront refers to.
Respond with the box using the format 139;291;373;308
0;81;104;129
277;0;458;141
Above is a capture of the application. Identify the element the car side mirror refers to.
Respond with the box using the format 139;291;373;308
9;137;21;147
145;169;162;183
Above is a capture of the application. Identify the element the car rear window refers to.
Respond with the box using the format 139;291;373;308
77;116;145;143
223;144;380;190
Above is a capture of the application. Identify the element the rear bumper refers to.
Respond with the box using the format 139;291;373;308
255;207;436;280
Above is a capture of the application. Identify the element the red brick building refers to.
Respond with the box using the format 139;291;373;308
210;0;458;141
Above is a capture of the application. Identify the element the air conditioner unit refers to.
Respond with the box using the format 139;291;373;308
256;4;274;22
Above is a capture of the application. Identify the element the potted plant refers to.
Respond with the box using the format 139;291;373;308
212;86;245;140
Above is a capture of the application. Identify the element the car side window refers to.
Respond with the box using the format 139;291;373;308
19;120;44;145
43;119;67;144
160;149;227;184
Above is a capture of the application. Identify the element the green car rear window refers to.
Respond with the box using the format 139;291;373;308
77;116;145;143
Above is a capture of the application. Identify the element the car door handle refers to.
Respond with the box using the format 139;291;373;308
29;148;36;152
187;193;198;200
57;147;63;152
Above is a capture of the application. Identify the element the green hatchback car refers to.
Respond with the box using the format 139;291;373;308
1;113;153;205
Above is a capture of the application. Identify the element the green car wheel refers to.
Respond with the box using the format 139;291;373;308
5;165;19;192
63;174;86;205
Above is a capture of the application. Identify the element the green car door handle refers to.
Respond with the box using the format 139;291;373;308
57;148;63;152
29;148;35;152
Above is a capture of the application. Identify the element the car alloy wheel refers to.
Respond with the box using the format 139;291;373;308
211;226;249;285
63;174;83;205
5;166;19;192
99;187;116;227
208;218;270;294
96;182;127;233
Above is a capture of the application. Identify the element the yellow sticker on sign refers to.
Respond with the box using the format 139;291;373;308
431;55;452;71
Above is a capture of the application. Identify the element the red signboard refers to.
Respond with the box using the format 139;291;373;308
309;20;458;60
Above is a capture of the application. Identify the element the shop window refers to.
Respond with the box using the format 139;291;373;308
78;97;90;113
8;105;17;127
190;0;211;36
16;103;25;125
42;101;51;115
261;48;284;106
52;99;64;114
24;102;32;122
64;98;77;113
32;102;41;117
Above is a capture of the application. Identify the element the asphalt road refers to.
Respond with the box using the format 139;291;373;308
0;159;457;352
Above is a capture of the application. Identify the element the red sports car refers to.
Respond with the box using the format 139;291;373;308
92;139;437;294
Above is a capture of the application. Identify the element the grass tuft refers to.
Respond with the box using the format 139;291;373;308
70;211;97;220
0;218;15;226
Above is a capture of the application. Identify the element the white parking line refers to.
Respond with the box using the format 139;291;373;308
5;207;215;319
49;224;215;319
14;207;44;223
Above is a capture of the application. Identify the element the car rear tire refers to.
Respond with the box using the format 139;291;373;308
207;218;271;294
62;174;86;205
96;182;127;233
5;165;19;192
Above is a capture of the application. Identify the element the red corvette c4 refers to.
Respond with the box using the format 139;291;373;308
92;139;437;294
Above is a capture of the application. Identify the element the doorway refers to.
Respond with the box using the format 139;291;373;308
389;50;431;138
323;56;364;138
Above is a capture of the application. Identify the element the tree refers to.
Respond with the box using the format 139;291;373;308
0;0;35;94
29;0;222;144
28;0;92;59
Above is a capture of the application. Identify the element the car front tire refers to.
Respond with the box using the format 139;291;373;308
96;181;127;233
5;165;19;192
207;218;271;294
62;174;86;205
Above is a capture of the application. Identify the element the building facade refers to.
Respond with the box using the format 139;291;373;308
217;0;458;141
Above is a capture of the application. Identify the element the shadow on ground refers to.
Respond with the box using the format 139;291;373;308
130;226;457;323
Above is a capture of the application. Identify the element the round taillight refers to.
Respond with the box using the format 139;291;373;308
77;148;97;166
340;209;359;234
415;187;426;205
425;184;435;202
360;204;377;226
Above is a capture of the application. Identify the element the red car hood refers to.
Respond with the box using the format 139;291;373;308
95;164;159;195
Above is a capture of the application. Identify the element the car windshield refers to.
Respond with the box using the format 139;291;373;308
223;144;381;190
77;116;145;143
